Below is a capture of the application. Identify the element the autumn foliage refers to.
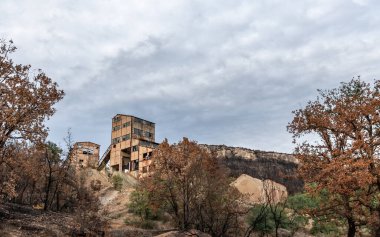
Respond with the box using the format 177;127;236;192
139;138;243;236
0;40;106;235
0;39;64;200
288;78;380;236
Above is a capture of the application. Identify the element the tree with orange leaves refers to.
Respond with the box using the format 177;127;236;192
0;39;64;200
141;138;243;236
288;78;380;237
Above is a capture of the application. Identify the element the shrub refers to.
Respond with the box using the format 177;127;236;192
247;205;275;235
112;175;123;191
124;217;156;229
128;188;161;221
310;216;341;236
90;179;102;191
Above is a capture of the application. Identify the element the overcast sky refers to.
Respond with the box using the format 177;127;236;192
1;0;380;154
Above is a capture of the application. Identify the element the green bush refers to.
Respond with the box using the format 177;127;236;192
247;205;275;234
247;204;291;235
128;189;161;221
287;192;319;210
112;174;123;191
310;216;341;236
286;192;342;235
286;193;318;231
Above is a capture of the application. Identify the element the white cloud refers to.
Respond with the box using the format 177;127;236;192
352;0;370;6
1;0;380;153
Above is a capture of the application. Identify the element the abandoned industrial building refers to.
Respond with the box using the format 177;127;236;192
70;142;100;168
70;114;158;178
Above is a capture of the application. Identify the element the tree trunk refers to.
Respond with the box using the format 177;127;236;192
347;218;356;237
56;190;60;211
44;175;52;210
44;164;52;210
44;149;53;211
374;227;380;237
18;181;28;204
29;182;35;205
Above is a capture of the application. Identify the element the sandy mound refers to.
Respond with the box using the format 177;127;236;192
75;168;113;192
231;174;287;204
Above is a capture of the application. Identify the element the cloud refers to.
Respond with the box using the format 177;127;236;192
1;0;380;153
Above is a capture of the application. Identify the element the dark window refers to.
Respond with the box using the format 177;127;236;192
134;160;139;170
132;146;138;152
112;137;121;144
122;134;130;141
142;152;152;160
122;122;131;128
144;131;152;138
133;128;143;136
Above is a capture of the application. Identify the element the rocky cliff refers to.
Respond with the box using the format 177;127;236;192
201;145;303;194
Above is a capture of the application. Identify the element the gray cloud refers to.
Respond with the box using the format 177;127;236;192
1;0;380;153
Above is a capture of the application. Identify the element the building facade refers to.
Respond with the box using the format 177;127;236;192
71;142;100;168
99;114;158;177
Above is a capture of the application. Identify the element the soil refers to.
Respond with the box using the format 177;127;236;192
0;202;77;237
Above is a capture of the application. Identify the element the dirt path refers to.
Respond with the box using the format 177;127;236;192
99;188;119;205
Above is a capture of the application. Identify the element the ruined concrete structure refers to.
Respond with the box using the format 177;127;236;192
98;114;158;178
70;142;100;168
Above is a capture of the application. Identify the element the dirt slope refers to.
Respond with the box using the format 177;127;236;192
231;174;288;204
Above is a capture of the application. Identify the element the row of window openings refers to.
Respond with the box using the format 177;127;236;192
133;128;153;138
112;134;131;144
133;117;154;127
113;126;153;138
125;159;151;173
112;131;153;142
112;121;131;131
140;140;158;148
124;162;154;173
112;117;154;127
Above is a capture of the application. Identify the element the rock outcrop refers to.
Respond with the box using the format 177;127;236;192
201;144;303;194
231;174;288;204
201;144;298;163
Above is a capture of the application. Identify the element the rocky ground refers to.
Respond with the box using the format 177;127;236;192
0;168;175;237
0;203;77;237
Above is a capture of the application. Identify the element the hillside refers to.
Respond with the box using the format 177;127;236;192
0;145;303;236
201;145;302;194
